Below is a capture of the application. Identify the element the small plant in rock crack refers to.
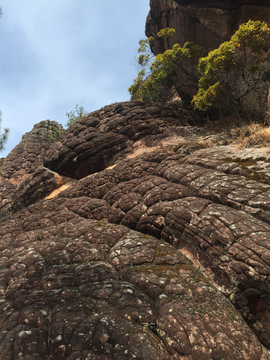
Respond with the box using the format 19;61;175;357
48;129;63;142
65;105;88;127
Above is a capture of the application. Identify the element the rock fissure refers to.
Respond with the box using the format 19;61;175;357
185;5;226;42
1;89;270;358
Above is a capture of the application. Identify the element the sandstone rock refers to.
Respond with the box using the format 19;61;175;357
146;0;270;54
2;120;64;184
1;101;270;358
44;101;199;179
0;208;268;359
21;119;64;141
0;120;71;219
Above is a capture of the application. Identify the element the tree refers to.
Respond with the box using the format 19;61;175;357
134;28;176;74
0;111;9;150
191;20;270;117
66;105;88;127
130;22;270;119
128;28;203;103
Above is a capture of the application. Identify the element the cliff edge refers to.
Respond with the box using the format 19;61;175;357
146;0;270;53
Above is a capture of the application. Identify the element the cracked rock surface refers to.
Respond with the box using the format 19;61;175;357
1;101;270;359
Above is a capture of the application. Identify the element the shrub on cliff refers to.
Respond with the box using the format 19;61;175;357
192;20;270;117
66;105;88;127
0;111;9;151
130;21;270;118
129;28;202;102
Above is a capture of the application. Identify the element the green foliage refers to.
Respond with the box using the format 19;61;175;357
0;111;9;151
128;70;146;100
138;37;154;53
231;20;270;53
192;20;270;112
134;29;175;72
157;28;176;49
157;28;176;39
130;21;270;119
48;129;63;142
129;28;202;102
66;105;88;127
135;37;155;72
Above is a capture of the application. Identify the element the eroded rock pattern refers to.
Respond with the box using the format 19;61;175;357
44;101;199;179
0;120;71;219
1;101;270;359
2;120;64;184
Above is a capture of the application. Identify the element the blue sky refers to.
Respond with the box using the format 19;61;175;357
0;1;150;157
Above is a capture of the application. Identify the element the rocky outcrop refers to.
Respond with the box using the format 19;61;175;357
44;101;200;179
1;101;270;358
2;120;64;184
146;0;270;54
0;120;70;219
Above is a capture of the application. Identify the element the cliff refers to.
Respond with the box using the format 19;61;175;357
146;0;270;53
1;1;270;358
1;101;270;359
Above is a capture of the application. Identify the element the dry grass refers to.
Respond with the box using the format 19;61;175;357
201;115;270;148
229;123;270;148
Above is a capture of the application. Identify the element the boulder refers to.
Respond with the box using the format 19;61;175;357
1;102;270;358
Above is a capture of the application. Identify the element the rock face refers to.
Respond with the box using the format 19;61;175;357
146;0;270;54
1;101;270;359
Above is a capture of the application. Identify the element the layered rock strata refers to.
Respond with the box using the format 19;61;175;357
1;101;270;358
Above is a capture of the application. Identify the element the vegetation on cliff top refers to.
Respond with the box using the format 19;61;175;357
65;105;88;127
0;111;9;151
129;21;270;119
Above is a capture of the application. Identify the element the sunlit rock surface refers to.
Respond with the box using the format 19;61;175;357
1;101;270;359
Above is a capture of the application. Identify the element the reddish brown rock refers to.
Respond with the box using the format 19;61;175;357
0;121;73;219
0;208;268;359
1;101;270;358
2;120;64;184
146;0;270;54
44;101;199;179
